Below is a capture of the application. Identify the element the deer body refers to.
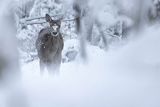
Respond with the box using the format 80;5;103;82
36;14;63;74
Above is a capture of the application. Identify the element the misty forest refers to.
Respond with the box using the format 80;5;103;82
0;0;160;107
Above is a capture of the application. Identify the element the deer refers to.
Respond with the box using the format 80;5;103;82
36;14;64;75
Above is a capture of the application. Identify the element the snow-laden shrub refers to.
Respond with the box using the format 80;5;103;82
16;0;130;63
17;0;79;63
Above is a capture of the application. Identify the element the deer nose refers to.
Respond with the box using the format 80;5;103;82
52;32;58;35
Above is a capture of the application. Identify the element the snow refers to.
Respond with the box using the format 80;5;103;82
20;26;160;107
0;0;160;107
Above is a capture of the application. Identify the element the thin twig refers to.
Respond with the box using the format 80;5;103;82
23;14;63;22
19;16;79;25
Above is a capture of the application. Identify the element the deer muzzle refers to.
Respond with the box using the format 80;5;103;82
50;26;59;37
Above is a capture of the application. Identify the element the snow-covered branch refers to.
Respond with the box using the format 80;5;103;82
19;15;79;25
23;14;63;22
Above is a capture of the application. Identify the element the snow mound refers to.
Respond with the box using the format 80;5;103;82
21;27;160;107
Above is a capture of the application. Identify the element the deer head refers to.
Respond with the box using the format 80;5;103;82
45;14;61;37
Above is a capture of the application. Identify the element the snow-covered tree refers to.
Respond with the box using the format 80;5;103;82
16;0;138;63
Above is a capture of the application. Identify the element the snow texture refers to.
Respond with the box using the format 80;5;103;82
0;0;160;107
20;26;160;107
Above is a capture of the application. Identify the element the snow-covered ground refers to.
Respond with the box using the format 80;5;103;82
21;26;160;107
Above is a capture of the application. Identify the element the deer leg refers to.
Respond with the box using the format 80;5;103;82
55;64;60;75
47;63;55;75
54;54;62;75
53;63;60;75
47;63;60;76
40;60;45;75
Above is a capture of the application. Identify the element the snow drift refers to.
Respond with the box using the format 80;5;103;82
21;26;160;107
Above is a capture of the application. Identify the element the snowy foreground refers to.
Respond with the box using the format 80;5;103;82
21;27;160;107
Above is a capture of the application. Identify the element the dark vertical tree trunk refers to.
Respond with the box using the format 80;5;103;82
72;0;109;55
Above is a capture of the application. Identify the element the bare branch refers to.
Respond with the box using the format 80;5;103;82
19;15;80;26
22;21;46;25
24;14;63;22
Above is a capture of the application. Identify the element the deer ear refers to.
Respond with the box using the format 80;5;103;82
45;14;52;22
